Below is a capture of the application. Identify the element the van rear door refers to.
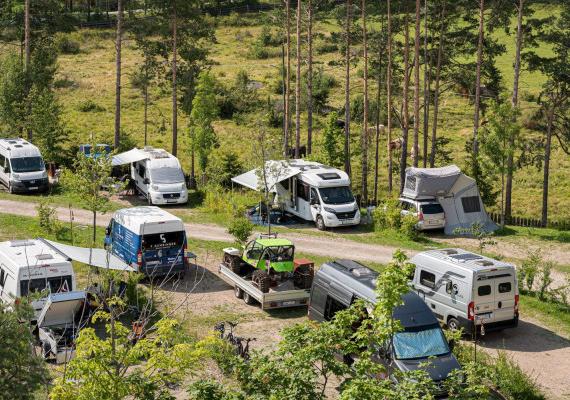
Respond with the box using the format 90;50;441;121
473;277;496;324
492;272;516;322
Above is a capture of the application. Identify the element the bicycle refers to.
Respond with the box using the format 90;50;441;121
214;321;256;361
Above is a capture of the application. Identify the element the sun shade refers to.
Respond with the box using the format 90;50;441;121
111;148;149;166
40;239;135;272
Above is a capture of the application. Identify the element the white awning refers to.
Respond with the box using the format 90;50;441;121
41;239;135;272
231;161;300;192
112;148;149;166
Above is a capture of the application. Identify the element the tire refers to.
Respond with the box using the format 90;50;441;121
224;253;242;274
447;317;460;331
243;292;255;305
252;270;270;293
316;215;326;231
234;286;244;299
294;265;314;289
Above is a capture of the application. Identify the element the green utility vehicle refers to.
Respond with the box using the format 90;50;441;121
220;234;313;309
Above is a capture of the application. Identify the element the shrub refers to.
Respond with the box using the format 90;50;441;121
76;99;105;112
250;42;270;59
56;35;81;54
537;261;554;301
400;214;419;240
315;42;338;55
228;216;254;247
36;198;62;236
519;249;541;292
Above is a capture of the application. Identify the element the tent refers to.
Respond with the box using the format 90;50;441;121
402;165;497;235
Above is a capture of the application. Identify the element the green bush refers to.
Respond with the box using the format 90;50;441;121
519;249;541;292
76;99;105;112
228;216;254;247
56;35;81;54
400;214;419;241
36;198;62;236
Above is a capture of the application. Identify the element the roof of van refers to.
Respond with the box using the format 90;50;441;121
318;260;438;328
0;239;70;269
0;138;42;158
113;206;184;234
410;248;515;274
290;160;351;187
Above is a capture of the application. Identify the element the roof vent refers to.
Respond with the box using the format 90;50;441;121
352;267;373;277
15;144;23;148
441;249;458;255
8;140;17;144
36;253;54;261
474;260;494;267
318;173;341;180
9;240;35;247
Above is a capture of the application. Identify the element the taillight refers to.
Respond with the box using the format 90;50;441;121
514;295;519;314
183;242;189;264
468;301;475;321
137;250;143;268
418;212;424;221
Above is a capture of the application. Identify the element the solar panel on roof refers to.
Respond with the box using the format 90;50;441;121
450;253;483;261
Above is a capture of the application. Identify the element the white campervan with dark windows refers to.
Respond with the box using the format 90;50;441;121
0;239;77;320
0;138;49;193
410;248;519;334
232;160;360;230
130;147;188;205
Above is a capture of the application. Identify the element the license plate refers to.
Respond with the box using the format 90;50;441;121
166;200;177;203
282;300;296;306
29;186;38;190
476;313;492;321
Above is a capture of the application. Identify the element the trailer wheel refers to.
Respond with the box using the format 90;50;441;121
316;215;326;231
252;270;270;293
234;286;244;299
294;265;314;289
243;292;255;305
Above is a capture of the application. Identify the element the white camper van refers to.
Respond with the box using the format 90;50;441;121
123;147;187;205
410;248;519;334
232;160;360;230
0;239;76;319
0;138;49;193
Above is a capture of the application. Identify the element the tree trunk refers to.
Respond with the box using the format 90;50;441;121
541;110;553;227
361;0;368;204
295;0;302;158
373;15;384;204
344;0;352;176
506;0;524;221
422;0;430;167
430;2;445;168
114;0;123;150
472;0;485;159
284;0;291;157
144;84;148;146
171;2;178;157
400;15;410;194
190;131;196;189
412;0;421;167
386;0;392;192
24;0;31;141
307;0;313;155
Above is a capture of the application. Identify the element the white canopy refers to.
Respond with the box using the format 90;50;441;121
111;148;149;166
42;239;135;272
232;161;300;192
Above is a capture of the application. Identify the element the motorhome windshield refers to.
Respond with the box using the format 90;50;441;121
149;167;185;184
393;325;450;360
319;186;354;205
20;275;73;297
142;231;185;251
10;156;44;173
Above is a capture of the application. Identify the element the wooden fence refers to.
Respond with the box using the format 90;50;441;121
488;212;570;230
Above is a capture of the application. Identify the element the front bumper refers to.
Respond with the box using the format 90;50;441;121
10;178;49;193
323;210;361;227
149;190;188;205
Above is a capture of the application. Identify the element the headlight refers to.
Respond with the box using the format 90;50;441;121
323;207;336;214
354;204;360;211
151;185;159;191
11;173;20;181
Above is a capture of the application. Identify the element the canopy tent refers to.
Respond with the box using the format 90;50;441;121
231;160;301;192
111;148;149;167
402;165;497;235
40;239;135;272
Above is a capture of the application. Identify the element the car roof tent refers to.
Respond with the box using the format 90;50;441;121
402;165;497;235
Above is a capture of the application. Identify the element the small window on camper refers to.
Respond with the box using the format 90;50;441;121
137;164;146;178
405;176;417;191
498;282;512;293
0;267;6;287
47;275;73;293
324;296;348;321
0;154;5;167
461;196;481;213
420;270;436;289
297;180;309;201
478;285;492;296
20;278;47;297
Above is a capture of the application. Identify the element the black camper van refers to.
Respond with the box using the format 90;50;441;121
308;260;461;394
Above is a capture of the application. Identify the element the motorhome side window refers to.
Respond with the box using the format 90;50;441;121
137;164;146;177
297;180;309;201
420;270;436;289
461;196;481;213
0;154;5;168
0;266;6;287
478;285;492;296
324;296;348;321
310;188;319;203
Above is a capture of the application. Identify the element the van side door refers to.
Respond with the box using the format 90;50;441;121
309;187;320;221
0;153;8;186
133;162;147;192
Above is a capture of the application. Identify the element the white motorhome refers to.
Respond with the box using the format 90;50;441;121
410;248;519;334
0;239;76;319
112;147;188;205
0;138;49;193
232;160;361;230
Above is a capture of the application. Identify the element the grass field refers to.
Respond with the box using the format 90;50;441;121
8;2;560;224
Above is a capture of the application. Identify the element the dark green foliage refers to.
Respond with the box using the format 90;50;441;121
208;150;245;187
55;34;81;54
227;216;253;246
216;70;259;119
303;66;337;113
433;137;453;166
321;111;344;168
76;99;105;113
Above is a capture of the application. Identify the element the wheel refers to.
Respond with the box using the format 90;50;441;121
243;291;255;305
252;270;270;293
447;317;460;331
224;253;242;274
316;215;326;231
234;286;244;299
294;265;314;289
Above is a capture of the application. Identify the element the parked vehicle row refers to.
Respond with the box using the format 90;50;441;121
0;138;49;194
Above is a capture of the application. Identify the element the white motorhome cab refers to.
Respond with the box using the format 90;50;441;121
130;147;188;205
411;248;519;334
233;160;360;230
0;239;76;320
0;138;48;193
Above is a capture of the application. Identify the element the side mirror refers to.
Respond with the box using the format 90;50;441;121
105;227;111;236
143;178;150;185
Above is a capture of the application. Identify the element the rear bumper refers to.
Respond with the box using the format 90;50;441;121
417;220;445;230
456;315;519;334
141;262;186;277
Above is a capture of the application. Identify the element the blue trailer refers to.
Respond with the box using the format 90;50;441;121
104;206;190;278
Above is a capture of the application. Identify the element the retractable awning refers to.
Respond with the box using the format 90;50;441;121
40;239;135;272
231;161;300;192
111;148;149;166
